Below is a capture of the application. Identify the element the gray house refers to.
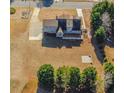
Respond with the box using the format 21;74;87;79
43;15;83;40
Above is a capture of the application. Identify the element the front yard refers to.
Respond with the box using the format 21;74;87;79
38;8;77;21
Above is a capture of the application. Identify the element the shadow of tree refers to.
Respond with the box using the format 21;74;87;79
37;84;53;93
91;38;105;64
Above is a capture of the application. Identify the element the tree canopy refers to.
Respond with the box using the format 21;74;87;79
104;62;114;93
80;67;97;93
91;1;114;44
37;64;54;90
94;26;106;43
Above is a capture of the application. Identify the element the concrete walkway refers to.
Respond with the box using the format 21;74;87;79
29;8;43;40
76;8;86;29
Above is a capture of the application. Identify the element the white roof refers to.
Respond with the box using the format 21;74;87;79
81;55;92;63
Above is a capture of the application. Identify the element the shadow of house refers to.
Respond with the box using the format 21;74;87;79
42;34;82;48
41;15;83;48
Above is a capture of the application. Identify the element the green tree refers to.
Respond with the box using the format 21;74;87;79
37;64;54;91
104;62;114;93
80;67;97;93
67;67;80;92
55;66;68;93
94;26;106;43
91;12;102;31
91;1;114;44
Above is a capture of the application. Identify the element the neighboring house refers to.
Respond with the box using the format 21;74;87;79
43;15;83;40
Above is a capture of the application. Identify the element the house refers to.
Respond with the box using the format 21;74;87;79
43;15;83;40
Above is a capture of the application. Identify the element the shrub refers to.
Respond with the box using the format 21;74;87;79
104;62;114;93
37;64;54;91
10;7;16;14
80;67;97;93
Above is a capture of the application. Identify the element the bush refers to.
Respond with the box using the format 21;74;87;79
104;62;114;93
10;7;16;14
80;67;97;93
37;64;54;91
67;67;80;90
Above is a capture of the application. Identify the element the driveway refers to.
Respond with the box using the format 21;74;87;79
28;8;43;40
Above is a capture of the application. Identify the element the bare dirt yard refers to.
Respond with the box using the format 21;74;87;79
104;46;114;63
10;7;33;38
38;8;77;21
11;8;105;93
82;9;92;29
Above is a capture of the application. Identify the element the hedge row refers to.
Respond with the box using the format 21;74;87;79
37;64;97;93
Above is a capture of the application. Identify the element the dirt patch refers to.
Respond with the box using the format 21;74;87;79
104;46;114;63
38;8;77;21
82;9;92;29
22;78;38;93
10;7;33;38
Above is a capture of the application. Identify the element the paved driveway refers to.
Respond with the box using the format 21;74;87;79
28;8;43;40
